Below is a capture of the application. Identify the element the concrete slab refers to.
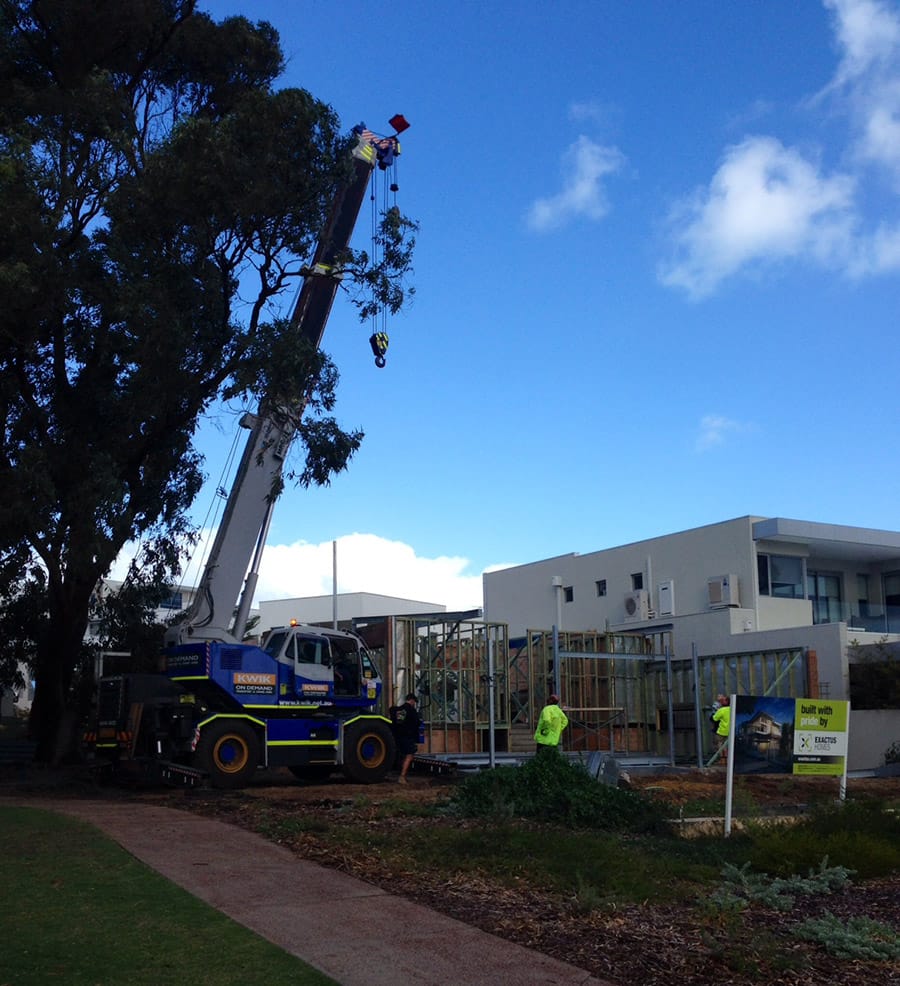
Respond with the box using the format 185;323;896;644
2;799;615;986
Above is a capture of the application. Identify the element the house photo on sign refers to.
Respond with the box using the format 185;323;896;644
733;696;796;774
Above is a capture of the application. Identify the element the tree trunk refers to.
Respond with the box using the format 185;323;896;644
29;583;93;764
29;649;68;763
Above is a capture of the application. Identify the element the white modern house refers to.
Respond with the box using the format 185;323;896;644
85;580;204;640
259;592;446;635
483;516;900;770
89;583;445;640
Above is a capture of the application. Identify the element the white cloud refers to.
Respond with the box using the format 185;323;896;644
661;137;855;297
695;414;749;452
661;0;900;296
827;0;900;85
526;136;624;232
860;96;900;172
568;100;611;125
256;533;484;611
847;218;900;271
826;0;900;181
111;531;487;613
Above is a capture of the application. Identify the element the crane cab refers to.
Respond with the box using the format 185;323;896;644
262;623;381;707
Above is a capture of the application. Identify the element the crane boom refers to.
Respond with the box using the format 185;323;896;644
165;123;405;648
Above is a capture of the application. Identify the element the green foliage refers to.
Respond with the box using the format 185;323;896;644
748;800;900;879
0;0;416;757
0;550;45;689
372;797;441;819
708;857;854;912
256;812;332;838
449;751;666;832
678;782;760;818
88;537;197;671
884;740;900;765
794;913;900;960
342;207;419;321
261;780;898;920
847;636;900;709
571;871;605;914
332;815;714;904
805;797;900;837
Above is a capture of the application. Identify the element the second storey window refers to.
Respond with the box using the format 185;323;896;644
758;553;804;598
808;570;842;624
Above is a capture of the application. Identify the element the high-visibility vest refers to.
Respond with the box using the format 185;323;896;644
534;704;569;746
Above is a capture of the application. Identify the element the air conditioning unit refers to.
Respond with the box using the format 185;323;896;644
657;579;675;617
708;574;740;608
623;589;649;621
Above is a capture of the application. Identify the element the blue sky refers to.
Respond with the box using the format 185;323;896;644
169;0;900;611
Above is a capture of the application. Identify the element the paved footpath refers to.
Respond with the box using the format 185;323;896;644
3;798;615;986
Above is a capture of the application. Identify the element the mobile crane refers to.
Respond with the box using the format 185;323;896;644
86;118;409;788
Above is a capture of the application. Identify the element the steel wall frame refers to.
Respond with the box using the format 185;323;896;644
518;629;672;756
393;616;509;755
384;617;809;763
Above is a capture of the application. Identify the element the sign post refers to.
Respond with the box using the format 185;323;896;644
723;694;736;837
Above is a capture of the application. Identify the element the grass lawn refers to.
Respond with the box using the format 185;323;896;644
0;806;337;986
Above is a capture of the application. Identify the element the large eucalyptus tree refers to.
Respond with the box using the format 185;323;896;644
0;0;415;758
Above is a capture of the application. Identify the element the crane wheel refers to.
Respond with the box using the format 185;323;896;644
342;719;396;783
197;720;259;789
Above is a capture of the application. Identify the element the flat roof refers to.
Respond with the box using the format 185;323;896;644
752;518;900;564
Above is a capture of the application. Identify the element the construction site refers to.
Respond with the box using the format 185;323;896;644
355;612;816;770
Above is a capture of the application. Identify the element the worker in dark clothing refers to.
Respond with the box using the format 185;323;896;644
391;693;420;784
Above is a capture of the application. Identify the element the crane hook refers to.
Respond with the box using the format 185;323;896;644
369;331;389;369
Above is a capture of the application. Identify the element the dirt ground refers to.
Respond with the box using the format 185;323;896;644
143;768;900;985
627;768;900;811
238;765;900;808
5;764;900;986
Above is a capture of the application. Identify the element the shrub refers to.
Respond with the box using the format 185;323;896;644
885;740;900;765
449;751;666;832
748;800;900;879
708;858;854;912
795;914;900;960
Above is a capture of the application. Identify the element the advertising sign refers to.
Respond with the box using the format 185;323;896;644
793;698;850;776
232;672;276;695
723;696;851;836
731;696;850;777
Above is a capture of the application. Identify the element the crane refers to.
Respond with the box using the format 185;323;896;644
86;118;411;788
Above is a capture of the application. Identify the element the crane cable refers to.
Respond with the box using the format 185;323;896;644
180;417;244;592
367;143;400;369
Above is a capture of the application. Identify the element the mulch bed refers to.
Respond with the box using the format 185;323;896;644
4;766;899;985
155;773;900;986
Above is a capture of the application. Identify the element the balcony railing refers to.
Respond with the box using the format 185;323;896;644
813;600;900;633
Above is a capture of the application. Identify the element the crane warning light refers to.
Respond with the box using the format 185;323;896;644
389;114;410;134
